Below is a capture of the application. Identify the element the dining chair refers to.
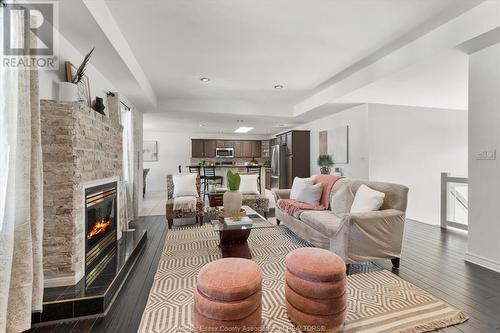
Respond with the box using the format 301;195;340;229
246;166;262;193
203;166;223;197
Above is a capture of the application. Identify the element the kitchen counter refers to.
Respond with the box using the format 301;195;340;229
186;165;263;168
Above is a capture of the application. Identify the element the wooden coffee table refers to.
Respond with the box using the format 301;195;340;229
211;206;274;259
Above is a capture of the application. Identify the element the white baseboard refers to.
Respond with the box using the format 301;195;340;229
465;251;500;273
44;271;84;288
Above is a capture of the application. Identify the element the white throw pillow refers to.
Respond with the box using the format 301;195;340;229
350;184;385;213
290;176;315;200
296;183;323;206
330;185;355;218
173;174;198;197
239;174;259;194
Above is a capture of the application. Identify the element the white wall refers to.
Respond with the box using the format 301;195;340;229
467;43;500;273
297;103;468;225
368;104;468;225
297;104;370;179
143;131;191;192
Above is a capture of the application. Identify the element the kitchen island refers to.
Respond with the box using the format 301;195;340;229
186;164;263;169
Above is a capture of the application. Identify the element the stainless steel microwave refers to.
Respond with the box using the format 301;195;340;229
216;148;234;158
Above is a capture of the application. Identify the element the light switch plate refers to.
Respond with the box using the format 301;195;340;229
476;149;496;160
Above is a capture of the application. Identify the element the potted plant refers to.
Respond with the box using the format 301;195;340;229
206;207;219;221
59;47;94;102
223;170;242;216
207;180;217;193
263;160;271;168
317;154;334;174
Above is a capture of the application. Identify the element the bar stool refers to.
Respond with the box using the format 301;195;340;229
246;166;262;192
203;166;223;197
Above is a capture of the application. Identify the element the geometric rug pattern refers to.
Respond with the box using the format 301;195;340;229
138;223;467;333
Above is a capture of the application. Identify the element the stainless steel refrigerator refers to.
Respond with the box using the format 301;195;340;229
270;144;287;189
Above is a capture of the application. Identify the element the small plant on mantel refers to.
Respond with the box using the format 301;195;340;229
72;47;95;84
59;47;95;102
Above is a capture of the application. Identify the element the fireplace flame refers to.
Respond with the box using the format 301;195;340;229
87;218;111;241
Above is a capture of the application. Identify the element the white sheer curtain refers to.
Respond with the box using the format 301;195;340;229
0;5;44;332
120;102;134;227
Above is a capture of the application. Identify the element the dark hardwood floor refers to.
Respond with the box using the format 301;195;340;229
29;215;500;333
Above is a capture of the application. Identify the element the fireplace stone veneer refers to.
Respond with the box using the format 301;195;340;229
41;98;123;287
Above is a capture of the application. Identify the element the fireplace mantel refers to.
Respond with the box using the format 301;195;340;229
41;97;123;287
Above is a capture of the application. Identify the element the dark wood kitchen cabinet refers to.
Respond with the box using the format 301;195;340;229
192;139;205;158
240;141;253;157
261;140;270;158
286;132;293;155
204;140;217;157
233;141;242;157
279;134;287;145
192;139;263;158
217;140;234;148
251;141;261;157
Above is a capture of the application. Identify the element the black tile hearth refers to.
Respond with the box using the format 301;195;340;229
32;226;147;325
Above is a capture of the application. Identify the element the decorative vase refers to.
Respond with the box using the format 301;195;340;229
208;184;216;193
223;190;242;216
93;96;106;115
320;166;331;175
58;82;78;102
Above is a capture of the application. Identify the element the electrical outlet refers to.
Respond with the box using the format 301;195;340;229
476;149;496;160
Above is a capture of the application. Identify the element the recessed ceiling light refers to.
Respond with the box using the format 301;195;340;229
199;124;206;127
274;84;284;89
200;77;210;82
234;127;254;133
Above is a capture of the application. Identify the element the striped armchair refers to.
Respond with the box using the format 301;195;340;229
166;174;205;229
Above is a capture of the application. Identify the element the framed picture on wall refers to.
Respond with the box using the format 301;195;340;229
65;61;91;107
143;141;158;162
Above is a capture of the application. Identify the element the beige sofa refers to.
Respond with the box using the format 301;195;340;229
273;178;409;269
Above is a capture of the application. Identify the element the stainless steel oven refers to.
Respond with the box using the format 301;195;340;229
216;147;234;158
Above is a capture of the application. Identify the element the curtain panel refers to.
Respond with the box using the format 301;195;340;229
0;6;44;332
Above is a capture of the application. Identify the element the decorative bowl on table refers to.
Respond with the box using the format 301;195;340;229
218;208;246;221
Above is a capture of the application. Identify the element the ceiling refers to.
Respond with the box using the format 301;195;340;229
59;0;497;134
143;111;300;136
106;0;467;100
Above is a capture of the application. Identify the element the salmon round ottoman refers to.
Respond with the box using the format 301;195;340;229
193;258;262;332
285;248;347;333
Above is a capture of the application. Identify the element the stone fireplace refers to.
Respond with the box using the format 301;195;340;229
41;96;123;287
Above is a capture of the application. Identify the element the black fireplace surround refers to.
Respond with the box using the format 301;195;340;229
85;182;118;287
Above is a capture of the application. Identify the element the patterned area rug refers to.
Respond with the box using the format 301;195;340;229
138;224;467;333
